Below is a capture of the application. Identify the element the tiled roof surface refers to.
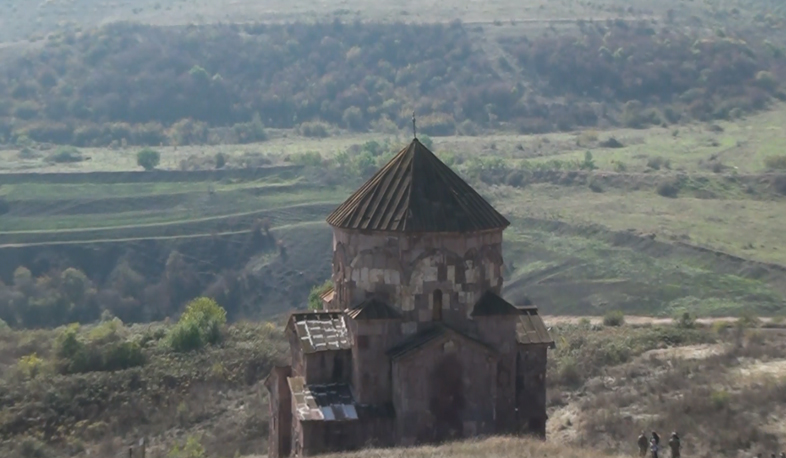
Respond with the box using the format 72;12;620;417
386;324;496;360
288;377;359;422
287;312;351;353
516;307;555;347
326;138;510;233
470;290;522;317
345;298;402;320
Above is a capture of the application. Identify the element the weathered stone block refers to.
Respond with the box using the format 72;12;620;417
360;267;369;286
370;268;384;284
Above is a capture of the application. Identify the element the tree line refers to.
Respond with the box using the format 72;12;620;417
0;20;783;147
0;223;280;329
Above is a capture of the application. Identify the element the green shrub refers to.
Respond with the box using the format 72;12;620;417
47;146;83;163
736;310;760;328
137;147;161;170
102;341;145;371
556;356;581;386
17;353;45;379
215;152;226;169
674;311;697;329
602;310;625;327
308;280;334;311
647;156;671;170
168;297;227;352
710;389;730;410
588;177;604;193
167;435;206;458
656;180;679;198
55;322;145;373
298;121;330;138
232;113;268;143
580;150;597;170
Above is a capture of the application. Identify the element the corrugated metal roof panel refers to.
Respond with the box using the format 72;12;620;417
287;377;360;422
516;308;555;347
326;138;510;233
287;312;351;354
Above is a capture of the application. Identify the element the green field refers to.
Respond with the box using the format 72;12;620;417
1;105;785;318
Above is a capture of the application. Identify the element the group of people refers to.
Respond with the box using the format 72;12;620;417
637;431;680;458
638;432;786;458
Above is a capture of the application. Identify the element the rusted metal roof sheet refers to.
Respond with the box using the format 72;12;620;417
286;312;351;354
345;298;402;320
387;324;497;360
471;290;522;317
288;377;360;422
326;138;511;233
516;307;555;348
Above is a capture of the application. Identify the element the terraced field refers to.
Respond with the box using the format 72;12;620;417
1;106;785;319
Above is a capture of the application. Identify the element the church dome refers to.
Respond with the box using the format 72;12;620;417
326;138;510;233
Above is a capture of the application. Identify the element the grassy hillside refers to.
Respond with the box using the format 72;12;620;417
0;317;288;458
2;0;786;44
1;16;785;147
2;316;784;457
1;106;786;322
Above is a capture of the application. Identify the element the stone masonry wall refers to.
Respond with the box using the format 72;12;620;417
303;350;353;385
476;317;518;432
331;228;504;336
515;344;548;437
391;334;497;446
347;318;401;405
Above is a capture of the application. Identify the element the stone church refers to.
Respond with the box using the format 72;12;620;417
265;137;554;457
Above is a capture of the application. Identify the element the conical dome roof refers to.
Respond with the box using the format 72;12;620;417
326;138;510;233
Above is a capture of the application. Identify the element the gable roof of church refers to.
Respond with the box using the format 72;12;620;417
386;324;497;360
470;290;523;317
345;298;402;320
326;138;510;233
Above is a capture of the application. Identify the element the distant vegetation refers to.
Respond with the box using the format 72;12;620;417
0;225;280;330
0;20;784;147
502;23;786;131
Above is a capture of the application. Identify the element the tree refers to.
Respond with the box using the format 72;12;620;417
168;297;227;352
307;280;333;311
215;152;226;169
580;151;597;170
137;148;161;170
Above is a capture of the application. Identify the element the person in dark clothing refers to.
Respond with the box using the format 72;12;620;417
652;432;661;446
638;432;649;456
668;432;681;458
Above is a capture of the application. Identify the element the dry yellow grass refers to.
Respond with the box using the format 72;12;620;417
317;436;622;458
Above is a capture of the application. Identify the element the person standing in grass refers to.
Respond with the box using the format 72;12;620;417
650;437;660;458
668;432;680;458
638;432;650;456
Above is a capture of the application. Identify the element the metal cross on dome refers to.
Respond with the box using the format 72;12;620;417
412;112;417;139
